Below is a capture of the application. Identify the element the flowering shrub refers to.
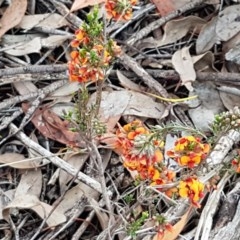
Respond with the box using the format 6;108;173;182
115;121;208;208
105;0;138;21
167;136;210;168
68;8;121;83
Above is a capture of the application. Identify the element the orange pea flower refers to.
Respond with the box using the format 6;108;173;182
71;29;89;47
167;136;210;168
179;177;204;207
116;120;165;182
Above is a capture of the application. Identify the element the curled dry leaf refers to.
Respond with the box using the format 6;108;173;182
172;46;196;91
157;16;206;47
3;194;66;227
192;51;217;72
0;0;27;38
70;0;106;12
216;4;240;41
22;103;85;148
17;13;69;30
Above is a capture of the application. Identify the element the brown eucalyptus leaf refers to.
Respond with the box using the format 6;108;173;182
22;103;84;148
151;0;175;16
3;194;66;227
151;0;191;16
0;0;27;38
70;0;105;12
157;16;206;47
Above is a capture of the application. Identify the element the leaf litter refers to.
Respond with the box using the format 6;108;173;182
1;0;240;239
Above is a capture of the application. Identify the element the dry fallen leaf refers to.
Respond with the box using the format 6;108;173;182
172;46;196;91
157;16;206;48
117;70;143;92
188;82;225;131
5;35;71;56
15;169;42;198
0;153;41;169
151;0;175;16
219;86;240;110
70;0;106;12
88;90;165;131
192;51;217;72
59;152;89;194
0;0;27;38
3;194;66;227
216;4;240;41
196;16;218;54
22;103;85;148
17;13;69;30
151;0;191;16
54;182;99;215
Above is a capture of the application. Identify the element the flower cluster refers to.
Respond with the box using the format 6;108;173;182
115;120;175;186
179;177;204;207
105;0;138;21
68;8;121;83
167;136;210;168
115;122;208;208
